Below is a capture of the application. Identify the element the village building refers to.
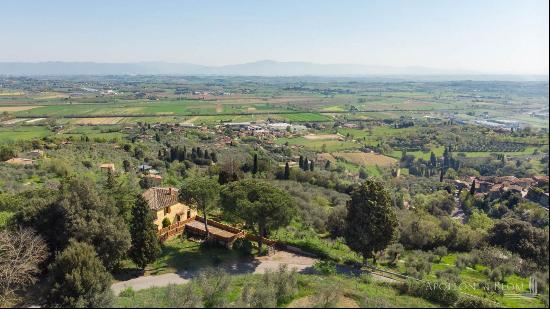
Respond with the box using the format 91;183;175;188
143;174;163;186
142;187;197;230
99;163;115;172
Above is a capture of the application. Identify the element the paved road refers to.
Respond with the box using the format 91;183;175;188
112;251;317;295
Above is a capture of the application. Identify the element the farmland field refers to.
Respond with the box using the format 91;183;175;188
333;151;398;167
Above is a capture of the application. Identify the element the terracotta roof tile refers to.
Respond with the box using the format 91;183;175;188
143;187;179;211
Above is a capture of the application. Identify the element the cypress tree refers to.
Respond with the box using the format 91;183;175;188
105;169;115;189
129;194;161;269
344;179;398;265
299;155;304;168
252;153;258;174
284;162;290;180
470;180;476;195
303;158;309;171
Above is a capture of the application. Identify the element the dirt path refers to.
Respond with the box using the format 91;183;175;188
112;250;317;295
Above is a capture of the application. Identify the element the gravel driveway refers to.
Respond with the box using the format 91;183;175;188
112;250;318;295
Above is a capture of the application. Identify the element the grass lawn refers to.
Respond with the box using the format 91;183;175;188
0;126;52;141
116;237;243;278
276;137;359;152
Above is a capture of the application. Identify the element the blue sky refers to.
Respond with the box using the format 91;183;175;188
1;0;548;74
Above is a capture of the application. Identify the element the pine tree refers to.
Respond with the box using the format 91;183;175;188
129;194;161;269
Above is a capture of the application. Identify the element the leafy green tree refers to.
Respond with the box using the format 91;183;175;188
344;179;398;265
467;209;494;231
60;177;131;270
220;179;295;252
434;246;448;262
179;176;220;239
47;240;113;308
385;243;404;265
489;218;549;265
129;195;161;269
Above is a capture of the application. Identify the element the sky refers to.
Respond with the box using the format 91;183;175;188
1;0;548;74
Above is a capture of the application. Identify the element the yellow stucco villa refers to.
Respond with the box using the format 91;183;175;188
142;187;197;230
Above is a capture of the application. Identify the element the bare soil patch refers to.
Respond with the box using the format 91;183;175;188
0;106;42;112
287;295;359;308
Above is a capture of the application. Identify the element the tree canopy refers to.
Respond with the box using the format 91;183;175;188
220;179;295;251
46;240;113;308
344;179;398;264
129;194;161;269
179;176;220;238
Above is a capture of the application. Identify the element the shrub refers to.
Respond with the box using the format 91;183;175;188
118;287;135;298
397;279;459;306
435;268;462;285
313;283;342;308
262;265;298;305
239;280;277;308
359;272;373;284
478;281;504;296
455;294;499;308
405;253;432;279
362;296;392;308
233;238;253;255
165;283;203;308
196;268;231;308
313;260;337;276
162;217;171;228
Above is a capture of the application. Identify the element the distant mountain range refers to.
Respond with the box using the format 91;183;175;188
0;60;547;80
